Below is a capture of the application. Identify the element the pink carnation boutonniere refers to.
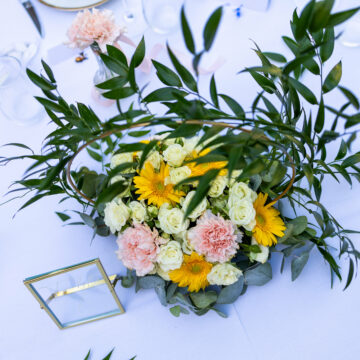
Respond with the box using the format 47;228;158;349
66;8;126;52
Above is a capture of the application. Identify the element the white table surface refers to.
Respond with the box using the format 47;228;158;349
1;0;360;359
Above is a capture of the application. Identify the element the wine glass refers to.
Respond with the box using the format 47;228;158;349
0;56;44;125
120;0;148;37
142;0;184;34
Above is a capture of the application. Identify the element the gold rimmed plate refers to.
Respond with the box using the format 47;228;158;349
38;0;110;11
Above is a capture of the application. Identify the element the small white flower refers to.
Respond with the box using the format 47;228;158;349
157;241;183;273
110;152;133;171
182;190;208;221
145;151;162;170
163;144;187;167
147;205;159;218
229;200;256;228
128;201;146;224
208;175;228;198
104;197;130;233
182;136;200;155
207;263;243;286
249;237;269;263
158;204;189;234
228;170;243;187
229;182;257;204
169;166;191;185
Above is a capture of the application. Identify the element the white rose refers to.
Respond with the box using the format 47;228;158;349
229;182;257;203
157;265;171;281
110;152;133;171
157;241;183;273
181;232;194;255
249;237;269;263
104;197;130;234
208;175;228;198
207;263;243;286
158;204;189;234
229;200;256;228
169;166;191;185
182;136;200;155
182;191;208;221
128;201;146;224
228;170;243;187
163;144;187;167
145;151;162;170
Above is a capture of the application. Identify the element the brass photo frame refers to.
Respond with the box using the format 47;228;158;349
24;258;125;329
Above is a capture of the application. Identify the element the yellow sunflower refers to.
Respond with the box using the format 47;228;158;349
253;193;286;247
187;148;227;177
169;252;213;292
133;161;185;207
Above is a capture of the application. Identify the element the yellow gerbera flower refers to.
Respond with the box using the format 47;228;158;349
187;148;227;177
253;193;286;247
133;161;185;207
169;252;213;292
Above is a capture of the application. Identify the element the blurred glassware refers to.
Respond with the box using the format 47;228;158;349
142;0;184;34
0;40;39;68
336;0;360;48
220;0;271;13
0;56;44;125
120;0;148;37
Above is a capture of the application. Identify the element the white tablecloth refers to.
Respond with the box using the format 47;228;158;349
1;0;360;359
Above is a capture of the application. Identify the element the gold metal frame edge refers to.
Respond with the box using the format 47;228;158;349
37;0;109;11
23;258;125;329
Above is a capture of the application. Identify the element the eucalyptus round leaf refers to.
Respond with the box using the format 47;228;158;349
244;263;272;286
137;275;165;289
217;277;244;304
190;291;217;309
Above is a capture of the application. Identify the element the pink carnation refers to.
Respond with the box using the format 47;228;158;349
66;9;124;51
188;211;240;263
116;224;164;276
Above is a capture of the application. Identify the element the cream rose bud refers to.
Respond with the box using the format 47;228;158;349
163;144;187;167
182;191;208;221
209;175;228;198
229;200;256;227
157;265;170;281
229;182;257;203
104;197;130;234
147;205;159;218
169;166;191;185
207;263;243;286
128;201;146;223
250;237;269;263
228;170;243;186
157;241;183;273
182;136;200;154
110;152;133;170
158;204;189;234
145;151;162;170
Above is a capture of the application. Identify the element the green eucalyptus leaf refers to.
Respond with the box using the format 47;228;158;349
26;68;57;90
217;276;244;304
288;77;318;104
244;263;272;286
203;7;223;51
102;87;135;100
320;27;335;62
219;94;245;117
143;87;187;103
55;212;70;222
167;45;198;91
152;60;182;87
327;7;360;27
131;36;145;68
210;74;219;108
41;59;56;83
181;6;195;54
289;216;308;236
291;250;310;281
137;275;165;289
338;86;360;110
323;61;342;93
315;97;325;133
190;291;217;309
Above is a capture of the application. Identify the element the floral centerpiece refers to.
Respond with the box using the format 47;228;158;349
105;134;285;292
3;0;360;317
